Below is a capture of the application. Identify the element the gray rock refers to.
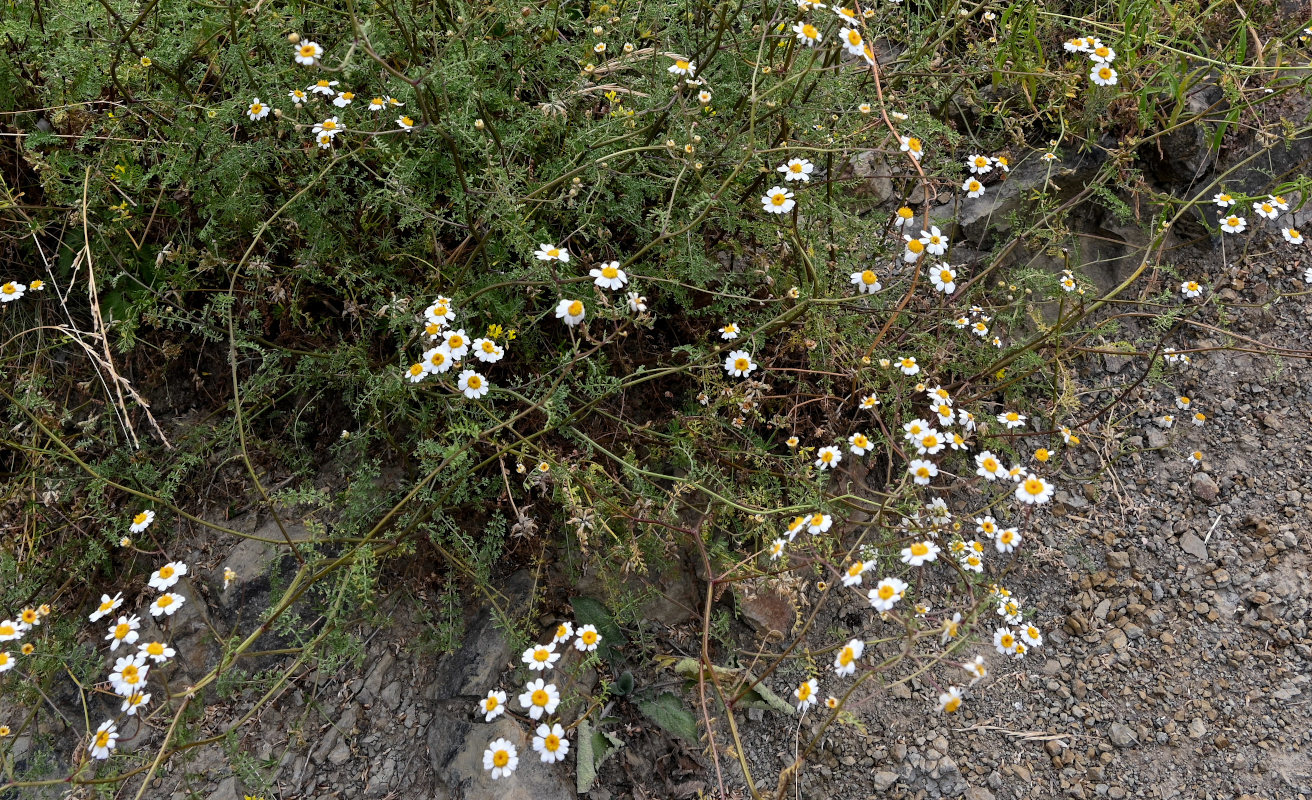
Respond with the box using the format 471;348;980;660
1191;472;1220;503
206;777;242;800
380;680;404;711
966;788;997;800
1106;551;1131;570
1180;532;1208;560
437;716;572;799
328;738;352;765
361;653;394;703
873;771;900;790
1108;723;1138;748
428;572;531;701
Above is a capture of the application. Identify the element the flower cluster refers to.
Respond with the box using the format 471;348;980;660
403;295;511;399
242;36;415;148
1212;190;1300;244
83;513;186;761
478;620;602;780
763;361;1066;715
0;277;45;304
1063;35;1119;87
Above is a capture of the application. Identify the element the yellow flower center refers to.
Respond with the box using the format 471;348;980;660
916;467;930;477
250;103;262;114
159;566;175;579
906;138;921;152
486;695;499;710
156;595;173;608
601;265;620;279
449;335;464;347
879;585;895;599
771;193;787;206
133;512;149;525
1227;216;1239;226
860;270;878;284
1024;477;1044;495
493;749;510;767
1095;47;1109;57
907;239;924;253
114;624;129;639
1293;231;1302;240
854;435;869;448
532;689;549;706
430;352;446;366
122;665;139;683
943;695;961;712
409;364;424;377
533;648;550;662
372;98;384;106
911;542;929;556
1035;448;1050;461
1001;531;1014;543
545;734;561;751
982;457;998;471
790;162;803;173
301;45;317;57
567;301;583;316
821;451;833;462
1263;204;1273;213
400;116;414;126
341;92;353;100
802;24;818;38
96;731;111;747
1000;634;1014;648
798;684;812;700
810;514;825;526
21;610;36;623
147;642;164;655
1098;67;1112;79
675;59;689;70
322;120;336;130
734;357;749;371
467;375;482;389
481;341;495;353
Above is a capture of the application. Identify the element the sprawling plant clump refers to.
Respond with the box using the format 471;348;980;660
1;0;1310;794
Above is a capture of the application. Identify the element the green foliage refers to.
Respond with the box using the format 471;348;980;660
638;692;700;742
